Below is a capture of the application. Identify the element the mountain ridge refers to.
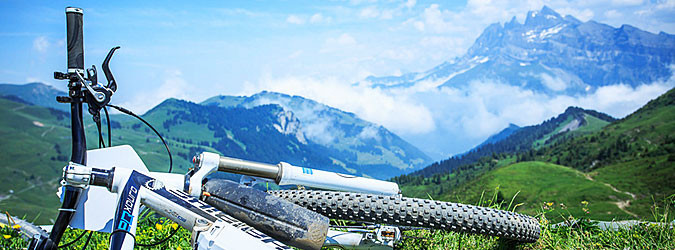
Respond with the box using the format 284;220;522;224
407;105;616;177
202;91;432;173
366;6;675;96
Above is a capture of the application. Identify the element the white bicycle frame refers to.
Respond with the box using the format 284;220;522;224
63;145;289;250
63;145;402;249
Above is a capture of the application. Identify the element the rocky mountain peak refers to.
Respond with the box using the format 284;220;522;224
524;5;563;28
273;109;307;144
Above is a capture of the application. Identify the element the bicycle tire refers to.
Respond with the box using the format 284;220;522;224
268;190;540;242
0;215;49;241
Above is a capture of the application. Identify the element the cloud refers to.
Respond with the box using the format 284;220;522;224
286;15;304;24
430;76;673;139
604;9;622;19
611;0;644;6
358;125;381;140
242;75;436;135
358;5;398;20
310;13;331;24
247;95;342;144
360;6;380;18
121;69;191;114
321;33;358;53
540;73;568;91
33;36;49;52
405;0;417;9
419;4;452;33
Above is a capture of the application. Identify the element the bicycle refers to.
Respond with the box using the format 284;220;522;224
6;6;540;250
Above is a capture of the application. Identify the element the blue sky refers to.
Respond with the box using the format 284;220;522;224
2;0;674;156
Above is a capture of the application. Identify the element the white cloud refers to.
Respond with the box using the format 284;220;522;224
310;13;331;24
358;5;397;20
405;77;673;141
358;125;381;140
556;7;595;21
360;6;380;18
334;33;357;46
405;0;417;9
321;33;358;53
33;36;49;52
121;69;191;114
286;15;304;24
604;9;622;19
242;75;436;135
420;4;451;33
611;0;644;6
540;73;568;91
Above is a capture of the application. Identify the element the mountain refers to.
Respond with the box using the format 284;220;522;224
531;87;675;217
363;6;674;159
397;87;675;221
475;123;520;148
0;83;67;111
367;6;675;95
0;83;434;222
406;106;615;177
202;91;431;173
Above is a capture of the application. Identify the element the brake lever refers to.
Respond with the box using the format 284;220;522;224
87;65;97;87
75;72;105;103
102;46;120;93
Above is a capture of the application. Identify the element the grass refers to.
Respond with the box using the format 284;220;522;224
397;193;675;250
2;194;673;249
446;161;634;221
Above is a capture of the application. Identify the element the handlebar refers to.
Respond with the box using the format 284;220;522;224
66;7;84;73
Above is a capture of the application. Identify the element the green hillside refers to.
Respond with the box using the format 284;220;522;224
531;87;675;218
444;161;633;221
0;98;69;223
399;87;675;222
408;106;615;177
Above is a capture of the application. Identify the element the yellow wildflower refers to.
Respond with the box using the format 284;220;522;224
172;223;178;230
177;247;182;250
546;202;553;207
12;224;20;229
581;200;589;205
155;224;163;231
3;235;10;239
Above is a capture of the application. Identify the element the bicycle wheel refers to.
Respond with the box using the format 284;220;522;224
0;215;48;241
268;190;540;242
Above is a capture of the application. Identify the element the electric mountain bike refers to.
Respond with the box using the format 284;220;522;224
5;6;540;250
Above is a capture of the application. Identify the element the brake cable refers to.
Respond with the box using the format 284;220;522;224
106;104;173;173
104;106;111;147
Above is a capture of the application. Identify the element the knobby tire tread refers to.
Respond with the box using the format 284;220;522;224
268;190;540;242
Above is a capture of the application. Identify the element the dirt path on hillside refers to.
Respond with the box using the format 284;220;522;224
584;173;638;218
41;125;55;137
12;104;26;112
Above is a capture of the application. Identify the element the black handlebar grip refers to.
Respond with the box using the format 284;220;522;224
66;7;84;72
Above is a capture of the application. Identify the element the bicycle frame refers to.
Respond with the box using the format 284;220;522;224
62;161;289;250
65;145;399;250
